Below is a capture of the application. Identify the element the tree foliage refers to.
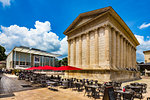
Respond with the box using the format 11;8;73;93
61;57;68;66
55;57;68;67
0;45;7;61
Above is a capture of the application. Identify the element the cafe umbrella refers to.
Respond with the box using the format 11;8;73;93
36;65;56;70
25;67;38;70
54;66;82;78
34;65;58;74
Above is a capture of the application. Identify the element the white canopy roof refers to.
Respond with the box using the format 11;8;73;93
13;47;61;57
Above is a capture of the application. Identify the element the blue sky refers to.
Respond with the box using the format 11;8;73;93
0;0;150;62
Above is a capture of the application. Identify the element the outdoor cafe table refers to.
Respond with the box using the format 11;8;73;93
61;80;69;83
47;81;57;86
115;90;132;94
61;80;69;88
46;81;58;90
86;85;99;88
33;74;37;77
86;85;99;97
40;79;46;83
74;82;83;91
115;90;134;99
129;85;142;90
50;79;60;82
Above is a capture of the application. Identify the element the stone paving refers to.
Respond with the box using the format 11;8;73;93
0;74;40;96
0;74;150;100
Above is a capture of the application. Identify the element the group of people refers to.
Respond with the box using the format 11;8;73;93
0;68;13;74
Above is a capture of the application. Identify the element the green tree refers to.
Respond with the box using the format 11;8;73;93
55;57;68;67
55;58;61;67
0;45;7;61
61;57;68;66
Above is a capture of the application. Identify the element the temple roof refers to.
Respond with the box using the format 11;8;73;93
63;6;140;46
143;50;150;53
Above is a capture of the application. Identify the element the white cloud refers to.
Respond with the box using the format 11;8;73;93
0;21;68;58
54;36;68;57
0;0;12;7
139;22;150;29
135;35;150;62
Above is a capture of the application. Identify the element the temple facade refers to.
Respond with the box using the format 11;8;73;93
64;7;140;81
143;50;150;63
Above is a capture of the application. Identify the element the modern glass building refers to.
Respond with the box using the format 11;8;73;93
6;46;60;69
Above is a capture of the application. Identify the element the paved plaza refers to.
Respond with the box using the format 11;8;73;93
0;74;150;100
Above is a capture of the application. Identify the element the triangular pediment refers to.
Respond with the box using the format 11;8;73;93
64;6;111;34
74;16;94;28
63;6;140;46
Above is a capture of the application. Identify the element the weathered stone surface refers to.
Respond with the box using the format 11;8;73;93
64;7;140;82
143;50;150;63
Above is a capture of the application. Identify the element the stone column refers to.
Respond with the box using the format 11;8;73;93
132;48;134;68
112;29;116;69
105;25;111;67
86;33;90;67
122;37;124;69
122;38;124;69
75;37;79;66
98;27;105;66
120;35;123;69
111;29;114;69
129;44;131;68
116;32;119;69
130;45;132;68
128;44;131;68
95;29;99;67
131;46;133;68
73;38;76;66
134;48;137;69
127;42;129;68
123;38;126;69
129;42;131;68
133;48;136;68
79;35;82;67
133;47;135;68
68;40;70;65
70;40;73;66
118;33;121;69
132;47;135;68
125;40;128;69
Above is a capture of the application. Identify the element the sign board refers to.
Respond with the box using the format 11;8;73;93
34;56;40;63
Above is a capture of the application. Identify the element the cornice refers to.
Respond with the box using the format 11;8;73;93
64;7;140;46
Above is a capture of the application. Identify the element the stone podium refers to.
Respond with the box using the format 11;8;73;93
63;6;140;82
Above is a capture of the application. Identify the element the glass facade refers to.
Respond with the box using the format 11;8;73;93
13;51;55;67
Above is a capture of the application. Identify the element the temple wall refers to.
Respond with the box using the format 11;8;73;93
143;52;150;63
68;23;137;70
66;14;139;82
